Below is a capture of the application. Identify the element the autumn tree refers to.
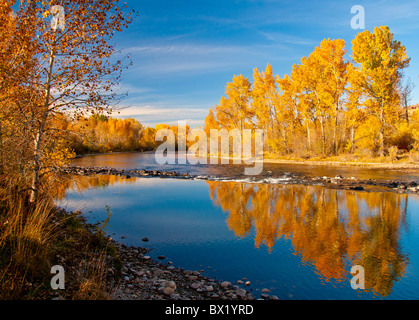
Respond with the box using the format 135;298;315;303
7;1;135;202
0;2;39;187
275;73;303;155
286;61;317;153
251;64;277;134
203;27;414;160
350;26;410;156
312;39;349;155
289;39;349;155
204;108;219;136
212;75;253;131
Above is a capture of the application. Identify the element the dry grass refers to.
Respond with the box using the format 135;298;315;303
72;250;111;300
0;186;118;300
0;194;55;299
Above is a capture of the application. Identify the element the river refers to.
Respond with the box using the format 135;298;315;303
55;152;419;300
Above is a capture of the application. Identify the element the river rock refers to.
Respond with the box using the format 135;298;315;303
170;294;180;300
162;287;175;296
153;268;164;277
221;281;231;288
191;282;203;289
165;281;176;290
235;288;247;298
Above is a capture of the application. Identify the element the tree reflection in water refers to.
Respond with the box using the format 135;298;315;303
207;181;409;297
55;175;410;298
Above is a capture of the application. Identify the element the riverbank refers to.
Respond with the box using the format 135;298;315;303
50;209;262;301
0;193;263;300
263;157;419;170
111;241;269;301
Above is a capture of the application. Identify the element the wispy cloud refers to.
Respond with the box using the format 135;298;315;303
124;44;249;55
258;31;318;46
112;105;208;127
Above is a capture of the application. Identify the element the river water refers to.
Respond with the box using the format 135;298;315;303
55;152;419;300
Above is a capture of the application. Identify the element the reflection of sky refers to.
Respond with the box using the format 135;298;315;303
57;178;237;245
56;176;419;300
398;196;419;299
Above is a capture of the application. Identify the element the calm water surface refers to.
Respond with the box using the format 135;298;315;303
72;151;419;182
56;152;419;300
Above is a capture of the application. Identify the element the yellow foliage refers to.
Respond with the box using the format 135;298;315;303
207;181;408;296
203;26;413;159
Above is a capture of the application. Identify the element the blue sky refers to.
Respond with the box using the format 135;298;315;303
111;0;419;127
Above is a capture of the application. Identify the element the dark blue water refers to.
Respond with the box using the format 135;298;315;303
57;169;419;300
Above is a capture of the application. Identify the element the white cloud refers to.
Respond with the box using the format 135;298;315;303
111;105;207;127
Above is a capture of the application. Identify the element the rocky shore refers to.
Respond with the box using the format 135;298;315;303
61;165;419;194
109;241;276;301
50;209;276;301
310;175;419;193
61;166;192;179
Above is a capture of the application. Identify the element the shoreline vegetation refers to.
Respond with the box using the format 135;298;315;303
263;157;419;170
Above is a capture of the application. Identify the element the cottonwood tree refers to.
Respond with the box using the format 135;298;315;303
251;64;277;134
8;1;135;202
275;73;303;154
214;75;253;131
290;39;348;155
350;26;410;157
312;39;349;155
